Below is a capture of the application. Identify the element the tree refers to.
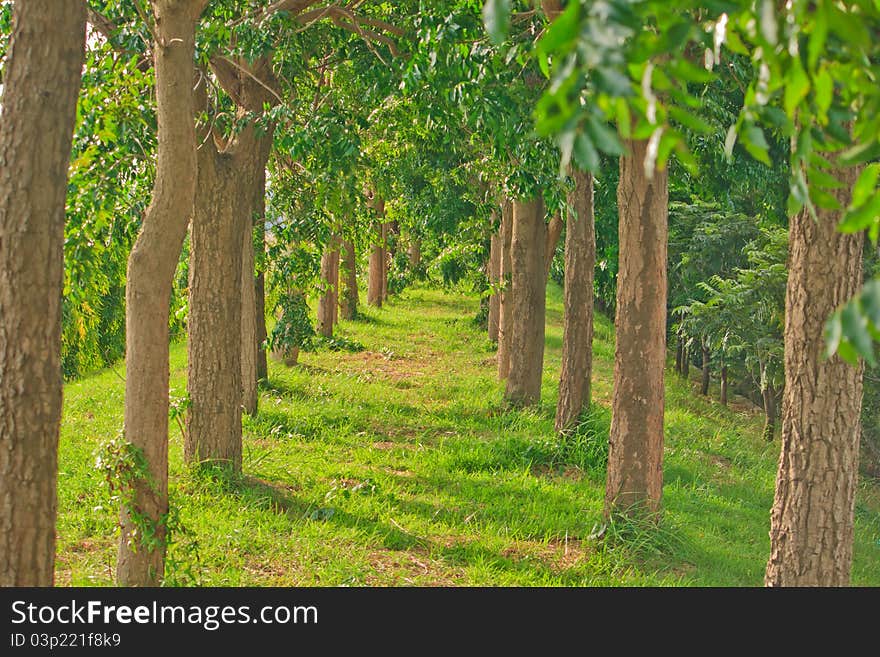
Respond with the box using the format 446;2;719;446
117;0;208;586
367;197;387;307
317;234;341;337
0;0;86;586
555;168;596;433
186;56;276;473
605;139;668;517
487;212;502;342
497;199;515;378
766;166;865;586
339;238;359;320
504;197;547;406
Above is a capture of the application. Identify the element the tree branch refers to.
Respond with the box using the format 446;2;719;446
86;7;151;71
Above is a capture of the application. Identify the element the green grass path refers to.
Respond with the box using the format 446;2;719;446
56;283;880;585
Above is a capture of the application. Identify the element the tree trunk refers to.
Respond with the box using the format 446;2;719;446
555;169;596;433
254;194;268;382
117;0;205;587
700;340;710;396
544;212;564;281
408;237;421;271
0;0;85;586
187;149;246;472
368;225;384;308
317;235;341;337
241;138;271;412
241;219;258;416
504;197;547;406
381;221;392;302
339;239;359;320
186;56;276;474
762;381;776;442
720;363;728;406
605;139;668;518
488;225;501;342
674;337;683;375
682;346;690;380
367;197;386;307
497;199;514;379
765;164;865;586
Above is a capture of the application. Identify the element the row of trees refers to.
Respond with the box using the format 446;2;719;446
1;0;878;589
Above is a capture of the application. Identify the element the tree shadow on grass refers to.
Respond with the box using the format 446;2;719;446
346;312;386;326
258;377;316;402
187;465;312;518
245;407;347;441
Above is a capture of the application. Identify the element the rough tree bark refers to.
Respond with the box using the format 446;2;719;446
555;169;595;433
241;219;258;416
368;225;384;307
0;0;86;586
488;219;501;342
605;139;668;518
765;164;865;586
254;185;269;382
339;239;359;320
504;198;547;406
117;0;207;586
720;362;728;406
367;197;386;307
700;339;710;396
497;199;514;379
188;144;247;471
186;56;276;473
381;220;393;302
543;212;564;281
408;237;421;271
762;380;776;441
317;234;341;337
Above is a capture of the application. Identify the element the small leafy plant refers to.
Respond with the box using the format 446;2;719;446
266;291;316;356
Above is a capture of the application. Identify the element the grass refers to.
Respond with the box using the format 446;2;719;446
55;282;880;586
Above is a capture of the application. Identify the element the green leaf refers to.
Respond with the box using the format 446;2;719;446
667;59;713;84
616;98;632;139
788;168;810;216
813;67;833;121
662;21;692;51
742;124;771;166
807;166;844;190
538;50;550;78
839;139;880;166
784;59;810;117
594;67;633;97
657;130;681;171
825;309;843;358
482;0;511;45
839;192;880;233
810;186;842;211
861;280;880;329
841;301;875;365
586;115;625;156
573;132;600;172
537;0;580;56
837;337;860;365
808;3;828;70
669;106;714;134
724;28;749;55
852;163;880;208
674;140;699;176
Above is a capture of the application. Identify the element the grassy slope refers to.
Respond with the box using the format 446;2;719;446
56;283;880;586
